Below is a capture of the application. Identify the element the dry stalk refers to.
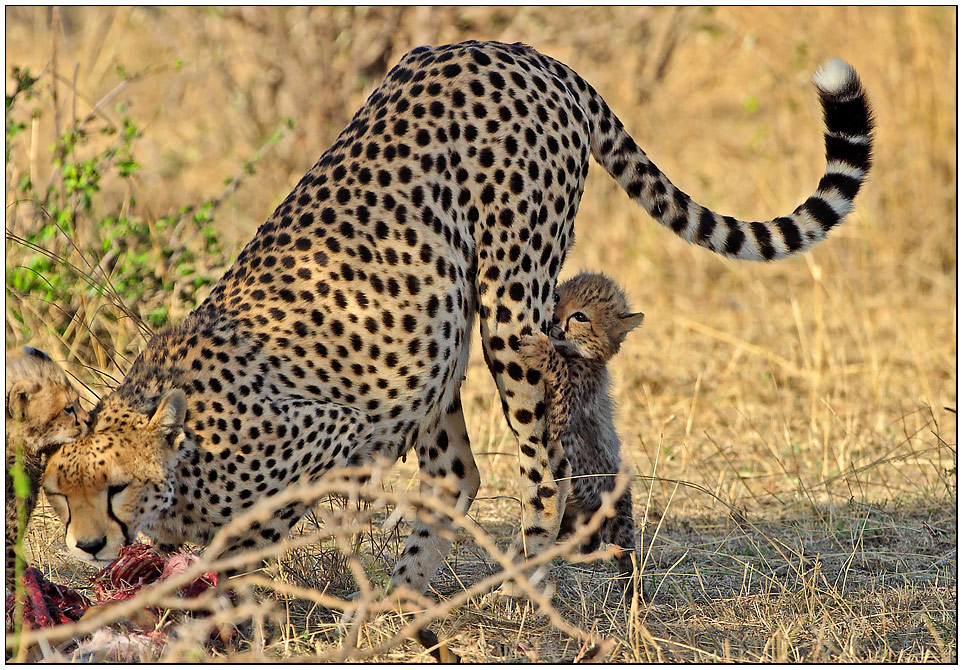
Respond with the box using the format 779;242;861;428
10;462;632;660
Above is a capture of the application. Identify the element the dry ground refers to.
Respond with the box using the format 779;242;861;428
5;6;956;662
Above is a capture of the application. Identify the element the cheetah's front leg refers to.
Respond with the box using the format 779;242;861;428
205;395;376;573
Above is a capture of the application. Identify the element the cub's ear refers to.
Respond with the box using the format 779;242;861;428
614;312;645;342
22;346;53;361
7;379;39;421
148;389;187;437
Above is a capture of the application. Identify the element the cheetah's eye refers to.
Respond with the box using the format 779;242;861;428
64;405;76;417
571;311;589;323
552;292;560;303
107;482;130;499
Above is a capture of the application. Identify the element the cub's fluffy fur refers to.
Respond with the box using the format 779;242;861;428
519;272;644;600
6;347;87;591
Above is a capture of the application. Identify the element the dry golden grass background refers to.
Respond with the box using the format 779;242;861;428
5;6;956;662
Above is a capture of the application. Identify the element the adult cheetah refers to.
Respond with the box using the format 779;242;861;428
43;42;873;595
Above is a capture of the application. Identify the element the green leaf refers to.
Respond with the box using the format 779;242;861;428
147;305;169;328
117;160;140;177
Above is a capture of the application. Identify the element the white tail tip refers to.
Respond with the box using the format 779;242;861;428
812;58;859;99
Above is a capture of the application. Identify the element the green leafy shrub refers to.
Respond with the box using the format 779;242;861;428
5;65;292;387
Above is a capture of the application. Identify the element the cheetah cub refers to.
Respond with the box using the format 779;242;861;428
518;272;645;601
5;347;88;592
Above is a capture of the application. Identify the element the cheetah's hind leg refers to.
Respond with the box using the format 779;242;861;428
389;394;480;596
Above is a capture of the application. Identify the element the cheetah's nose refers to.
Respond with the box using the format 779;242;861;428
76;536;107;557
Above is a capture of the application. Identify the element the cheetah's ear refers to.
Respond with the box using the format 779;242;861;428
7;379;39;422
614;312;645;342
148;389;187;438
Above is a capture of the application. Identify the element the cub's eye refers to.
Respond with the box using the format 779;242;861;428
552;292;560;302
64;405;76;417
571;311;589;323
107;482;130;498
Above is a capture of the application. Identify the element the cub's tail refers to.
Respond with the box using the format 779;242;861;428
583;58;874;261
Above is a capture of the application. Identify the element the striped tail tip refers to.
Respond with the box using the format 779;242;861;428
813;58;862;102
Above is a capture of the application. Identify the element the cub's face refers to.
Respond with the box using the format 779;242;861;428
550;284;644;361
42;390;186;564
7;378;89;453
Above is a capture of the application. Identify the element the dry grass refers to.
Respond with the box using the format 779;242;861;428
5;6;956;663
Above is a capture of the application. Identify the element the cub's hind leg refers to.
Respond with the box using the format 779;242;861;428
602;487;647;603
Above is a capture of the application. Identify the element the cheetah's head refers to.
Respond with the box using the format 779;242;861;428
43;389;187;564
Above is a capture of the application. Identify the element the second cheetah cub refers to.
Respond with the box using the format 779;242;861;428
5;346;88;592
518;272;645;601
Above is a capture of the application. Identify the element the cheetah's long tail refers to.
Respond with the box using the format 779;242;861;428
582;59;874;261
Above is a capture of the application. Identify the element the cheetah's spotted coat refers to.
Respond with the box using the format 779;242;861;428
43;42;874;593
